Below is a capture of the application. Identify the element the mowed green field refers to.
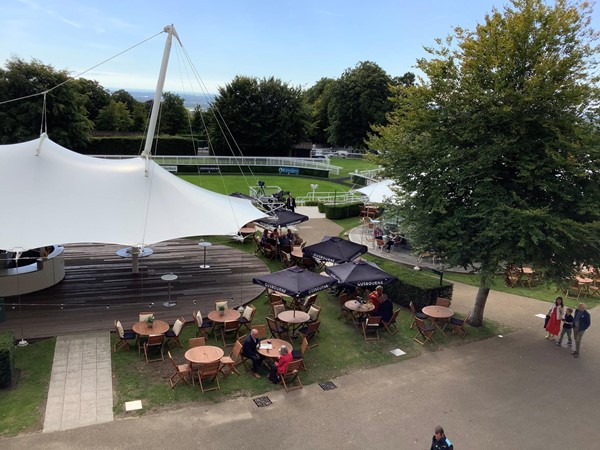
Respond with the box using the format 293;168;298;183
179;157;379;196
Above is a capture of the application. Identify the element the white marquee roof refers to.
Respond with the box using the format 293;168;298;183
354;179;398;203
0;134;266;251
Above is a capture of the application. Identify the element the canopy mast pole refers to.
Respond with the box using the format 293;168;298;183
141;24;181;176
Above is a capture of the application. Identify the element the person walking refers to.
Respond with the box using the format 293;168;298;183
572;303;591;358
545;297;564;341
556;307;574;349
431;425;453;450
286;194;296;212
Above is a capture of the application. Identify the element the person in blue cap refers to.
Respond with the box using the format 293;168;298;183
431;425;453;450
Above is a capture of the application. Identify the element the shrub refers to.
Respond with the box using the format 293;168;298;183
0;331;15;389
387;280;453;310
323;202;363;220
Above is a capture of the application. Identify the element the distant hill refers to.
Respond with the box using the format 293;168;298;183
109;88;214;110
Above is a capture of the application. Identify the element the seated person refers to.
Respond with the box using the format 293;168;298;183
384;233;396;252
268;346;293;383
369;285;384;314
242;329;265;379
373;226;384;240
378;294;393;324
279;233;292;248
260;229;269;243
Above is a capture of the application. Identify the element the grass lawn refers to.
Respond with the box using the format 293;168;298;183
328;156;379;176
110;238;508;416
0;338;55;436
180;174;351;197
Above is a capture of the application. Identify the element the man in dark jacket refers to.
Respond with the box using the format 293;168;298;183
286;194;296;212
242;329;265;378
378;294;393;324
431;425;453;450
572;303;591;358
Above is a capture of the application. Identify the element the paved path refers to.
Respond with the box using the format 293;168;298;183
43;332;113;432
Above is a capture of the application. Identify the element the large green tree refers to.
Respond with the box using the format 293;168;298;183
327;61;392;148
369;0;600;326
96;101;133;131
304;77;336;145
159;92;189;135
0;58;92;147
73;78;110;123
207;76;309;156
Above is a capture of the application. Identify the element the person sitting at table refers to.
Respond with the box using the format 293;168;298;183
279;232;292;248
260;229;269;244
242;329;265;379
374;226;384;240
369;285;384;314
268;346;293;384
378;294;393;324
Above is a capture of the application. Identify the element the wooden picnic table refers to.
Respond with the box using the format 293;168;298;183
422;305;454;336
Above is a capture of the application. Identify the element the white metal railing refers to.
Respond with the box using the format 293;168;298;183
296;191;365;205
91;155;342;176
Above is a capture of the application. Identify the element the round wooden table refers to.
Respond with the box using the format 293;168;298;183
278;310;310;337
132;319;169;336
257;338;293;358
345;299;375;323
185;345;224;364
239;227;255;235
208;309;241;323
422;305;454;336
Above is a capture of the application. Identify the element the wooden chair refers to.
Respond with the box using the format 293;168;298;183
138;311;153;322
306;305;321;323
165;316;185;348
300;294;318;312
197;360;221;393
413;317;436;346
375;239;385;251
449;310;472;338
272;302;286;319
143;334;165;363
267;316;290;340
254;324;268;339
409;301;428;329
362;316;381;341
238;304;256;336
291;336;309;370
189;337;206;348
113;320;136;352
193;310;214;339
435;297;451;307
280;251;295;268
339;293;353;321
220;340;243;377
219;319;240;347
382;309;400;336
280;359;303;392
167;351;191;388
214;300;229;311
567;282;583;300
298;320;320;348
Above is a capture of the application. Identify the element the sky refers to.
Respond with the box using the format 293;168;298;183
1;0;598;94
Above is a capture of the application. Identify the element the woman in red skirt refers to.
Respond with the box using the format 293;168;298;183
545;297;564;341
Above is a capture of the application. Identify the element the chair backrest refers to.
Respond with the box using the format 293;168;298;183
308;305;321;322
388;309;400;323
266;316;279;333
303;294;317;308
409;301;417;315
254;324;267;339
273;303;285;317
306;320;320;334
269;292;284;304
224;320;240;331
436;297;451;307
189;337;205;348
139;312;153;322
147;334;164;346
167;351;177;369
366;316;381;327
284;359;303;375
242;305;256;322
199;360;220;378
415;317;431;334
172;317;185;336
300;337;309;356
114;320;124;338
193;310;203;327
462;310;472;326
230;340;243;359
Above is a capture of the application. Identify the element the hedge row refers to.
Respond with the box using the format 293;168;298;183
387;281;454;311
0;331;15;389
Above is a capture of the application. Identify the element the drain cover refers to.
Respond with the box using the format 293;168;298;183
253;396;272;407
319;380;337;391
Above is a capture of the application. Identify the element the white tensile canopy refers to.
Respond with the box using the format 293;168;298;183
0;134;266;252
354;179;398;203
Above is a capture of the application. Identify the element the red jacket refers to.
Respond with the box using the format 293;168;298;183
276;352;293;374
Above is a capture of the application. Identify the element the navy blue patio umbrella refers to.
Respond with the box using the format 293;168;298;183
325;260;397;288
303;236;368;264
253;210;309;228
252;266;336;298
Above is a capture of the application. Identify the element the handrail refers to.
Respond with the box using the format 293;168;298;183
90;155;342;176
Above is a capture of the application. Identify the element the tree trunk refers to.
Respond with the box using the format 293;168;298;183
469;279;491;327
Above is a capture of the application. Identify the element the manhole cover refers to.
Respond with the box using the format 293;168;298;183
253;396;272;407
319;380;337;391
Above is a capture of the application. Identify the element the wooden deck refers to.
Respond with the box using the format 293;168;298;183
0;239;269;340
